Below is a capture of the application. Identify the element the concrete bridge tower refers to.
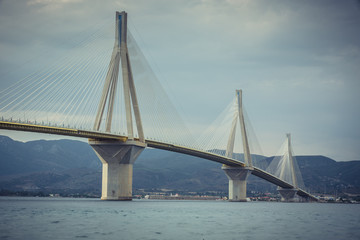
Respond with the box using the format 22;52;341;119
222;90;253;202
277;133;298;201
89;11;146;200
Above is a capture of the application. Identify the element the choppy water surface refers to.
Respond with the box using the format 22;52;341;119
0;197;359;240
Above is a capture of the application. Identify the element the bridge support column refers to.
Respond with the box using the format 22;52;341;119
222;166;252;202
89;140;145;200
278;187;297;202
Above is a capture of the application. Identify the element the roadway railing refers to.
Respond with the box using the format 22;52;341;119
0;121;127;141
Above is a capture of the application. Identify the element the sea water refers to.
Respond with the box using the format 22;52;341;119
0;197;359;240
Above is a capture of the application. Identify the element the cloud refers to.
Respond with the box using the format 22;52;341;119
0;0;359;160
27;0;84;11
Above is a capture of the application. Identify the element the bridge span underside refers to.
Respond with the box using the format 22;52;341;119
0;121;317;201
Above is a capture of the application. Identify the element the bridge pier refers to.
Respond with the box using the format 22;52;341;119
89;139;145;200
222;166;252;202
278;187;298;202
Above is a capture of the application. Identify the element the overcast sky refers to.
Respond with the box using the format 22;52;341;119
0;0;359;161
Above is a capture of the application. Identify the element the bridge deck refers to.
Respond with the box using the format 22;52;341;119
145;140;245;167
0;121;127;141
0;121;318;201
146;140;318;201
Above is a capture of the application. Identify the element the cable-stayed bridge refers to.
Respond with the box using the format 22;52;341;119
0;11;317;202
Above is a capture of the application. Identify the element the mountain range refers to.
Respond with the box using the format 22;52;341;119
0;135;359;197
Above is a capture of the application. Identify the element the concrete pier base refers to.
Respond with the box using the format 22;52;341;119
278;187;298;202
222;166;252;202
89;140;146;201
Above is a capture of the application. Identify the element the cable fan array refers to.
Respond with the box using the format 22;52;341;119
192;95;266;170
0;17;195;144
0;21;115;132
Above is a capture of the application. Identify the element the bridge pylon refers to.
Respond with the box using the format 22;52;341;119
222;90;253;202
277;133;298;202
89;11;146;201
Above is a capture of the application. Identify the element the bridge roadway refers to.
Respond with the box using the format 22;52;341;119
0;121;318;201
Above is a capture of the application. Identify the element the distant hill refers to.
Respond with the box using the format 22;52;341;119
296;155;360;194
0;135;100;175
0;135;359;196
